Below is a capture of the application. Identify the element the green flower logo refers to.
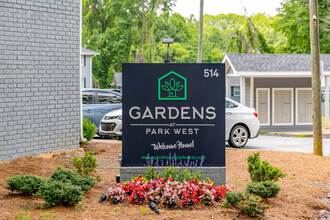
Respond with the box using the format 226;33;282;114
161;78;184;98
158;71;187;100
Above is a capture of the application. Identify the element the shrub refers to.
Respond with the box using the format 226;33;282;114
38;180;83;206
144;166;202;182
246;181;281;198
6;175;46;195
49;166;95;192
223;192;269;217
72;151;99;179
223;191;245;207
247;152;286;182
240;195;269;217
83;118;96;141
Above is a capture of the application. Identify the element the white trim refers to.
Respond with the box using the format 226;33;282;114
256;88;270;126
272;88;294;126
240;76;245;105
80;0;84;140
295;88;313;125
89;56;93;88
81;52;100;56
221;55;237;74
238;71;312;77
227;75;231;98
250;77;254;108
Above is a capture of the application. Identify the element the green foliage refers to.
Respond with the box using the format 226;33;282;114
144;166;202;181
246;181;281;198
247;152;286;182
83;0;175;88
223;191;245;207
6;175;46;195
72;151;99;179
83;118;96;141
274;0;330;53
38;180;83;206
83;0;321;87
141;206;147;215
49;166;95;192
240;195;270;217
224;192;269;217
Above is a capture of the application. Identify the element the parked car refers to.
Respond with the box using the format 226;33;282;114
99;109;122;138
225;98;260;148
82;89;122;134
98;98;260;147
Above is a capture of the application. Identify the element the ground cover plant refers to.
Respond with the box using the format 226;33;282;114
6;175;46;195
107;176;230;209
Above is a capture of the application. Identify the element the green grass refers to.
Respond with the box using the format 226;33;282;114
294;134;307;137
259;131;269;134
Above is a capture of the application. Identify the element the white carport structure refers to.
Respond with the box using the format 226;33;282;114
222;53;330;131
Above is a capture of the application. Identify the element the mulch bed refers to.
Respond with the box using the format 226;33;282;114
0;140;329;219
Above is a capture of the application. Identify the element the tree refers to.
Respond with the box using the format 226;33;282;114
274;0;330;54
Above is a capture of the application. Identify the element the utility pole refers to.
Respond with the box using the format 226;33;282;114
309;0;323;156
197;0;204;63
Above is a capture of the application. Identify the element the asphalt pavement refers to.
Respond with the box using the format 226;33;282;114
238;135;330;156
95;135;330;156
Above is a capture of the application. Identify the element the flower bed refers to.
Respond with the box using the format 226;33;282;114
108;177;230;208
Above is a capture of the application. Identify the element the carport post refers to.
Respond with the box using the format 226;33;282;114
325;75;329;129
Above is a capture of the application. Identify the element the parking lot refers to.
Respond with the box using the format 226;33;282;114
94;135;330;156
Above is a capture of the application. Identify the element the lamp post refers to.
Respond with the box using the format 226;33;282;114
162;38;174;63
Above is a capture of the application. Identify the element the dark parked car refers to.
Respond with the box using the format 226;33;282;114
82;89;122;134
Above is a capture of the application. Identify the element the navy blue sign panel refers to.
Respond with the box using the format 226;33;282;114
122;64;225;167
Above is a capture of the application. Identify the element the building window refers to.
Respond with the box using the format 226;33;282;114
232;86;240;96
84;77;86;88
81;55;86;66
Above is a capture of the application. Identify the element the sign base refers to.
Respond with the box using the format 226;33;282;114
120;167;226;186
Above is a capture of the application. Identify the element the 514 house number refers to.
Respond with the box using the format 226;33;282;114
204;69;219;78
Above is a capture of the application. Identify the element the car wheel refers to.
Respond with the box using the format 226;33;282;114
228;125;248;148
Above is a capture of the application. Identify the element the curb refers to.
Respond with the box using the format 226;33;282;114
260;132;330;138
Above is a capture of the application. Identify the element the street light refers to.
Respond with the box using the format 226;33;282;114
162;38;174;63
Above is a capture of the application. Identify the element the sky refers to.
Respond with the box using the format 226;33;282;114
172;0;283;18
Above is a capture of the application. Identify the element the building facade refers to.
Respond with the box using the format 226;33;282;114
223;53;330;131
81;47;99;89
0;0;81;161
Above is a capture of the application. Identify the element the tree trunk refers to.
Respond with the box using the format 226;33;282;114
310;0;323;156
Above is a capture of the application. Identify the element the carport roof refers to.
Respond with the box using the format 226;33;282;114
223;53;330;73
81;47;100;56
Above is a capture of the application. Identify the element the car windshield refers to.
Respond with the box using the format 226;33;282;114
225;100;237;108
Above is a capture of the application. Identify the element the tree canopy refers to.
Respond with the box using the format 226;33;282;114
82;0;330;88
